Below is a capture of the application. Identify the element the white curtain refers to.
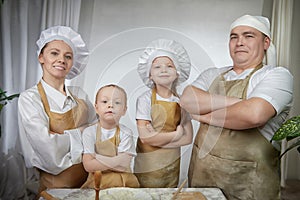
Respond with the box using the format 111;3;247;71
0;0;83;199
271;0;295;186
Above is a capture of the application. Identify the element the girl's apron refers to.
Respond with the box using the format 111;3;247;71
37;82;89;192
188;64;280;200
81;124;140;189
134;88;181;188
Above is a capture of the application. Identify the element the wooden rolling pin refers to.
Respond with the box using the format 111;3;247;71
94;171;102;200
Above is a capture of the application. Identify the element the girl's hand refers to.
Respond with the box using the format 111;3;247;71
174;125;184;141
146;123;155;133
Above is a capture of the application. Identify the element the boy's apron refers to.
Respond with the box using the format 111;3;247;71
81;124;140;189
37;82;89;192
135;88;181;188
188;64;280;200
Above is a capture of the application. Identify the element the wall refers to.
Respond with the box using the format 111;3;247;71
286;0;300;179
77;0;299;183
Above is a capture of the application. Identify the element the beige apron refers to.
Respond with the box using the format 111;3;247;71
134;88;181;188
37;82;89;192
81;124;140;189
188;65;280;200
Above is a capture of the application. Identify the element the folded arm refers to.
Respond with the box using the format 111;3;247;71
163;109;193;148
82;152;132;173
137;119;184;147
192;97;276;130
180;85;241;115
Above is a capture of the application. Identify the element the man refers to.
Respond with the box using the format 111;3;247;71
180;15;293;199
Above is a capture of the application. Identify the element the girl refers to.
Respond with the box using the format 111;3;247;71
134;39;193;188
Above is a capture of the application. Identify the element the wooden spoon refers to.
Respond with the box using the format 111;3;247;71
172;179;188;200
94;171;102;200
40;190;59;200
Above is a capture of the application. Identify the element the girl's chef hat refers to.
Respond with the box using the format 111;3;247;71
36;26;89;79
138;39;191;88
230;14;276;66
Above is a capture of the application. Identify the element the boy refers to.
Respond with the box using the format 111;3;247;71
81;84;139;188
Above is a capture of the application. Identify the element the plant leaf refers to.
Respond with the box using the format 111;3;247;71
0;104;4;112
6;93;19;100
271;116;300;141
0;90;7;99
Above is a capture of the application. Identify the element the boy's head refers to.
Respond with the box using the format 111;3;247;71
95;84;127;126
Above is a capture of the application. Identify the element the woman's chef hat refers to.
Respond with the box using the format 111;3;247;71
230;14;276;66
36;26;89;79
138;39;191;88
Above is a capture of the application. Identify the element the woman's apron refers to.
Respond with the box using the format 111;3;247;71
37;82;89;192
134;88;181;188
188;65;280;200
81;124;140;189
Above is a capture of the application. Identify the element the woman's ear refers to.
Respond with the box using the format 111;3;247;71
38;53;44;64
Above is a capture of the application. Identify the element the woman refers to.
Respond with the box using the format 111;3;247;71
18;26;97;194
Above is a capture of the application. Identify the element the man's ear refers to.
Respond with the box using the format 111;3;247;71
264;37;271;50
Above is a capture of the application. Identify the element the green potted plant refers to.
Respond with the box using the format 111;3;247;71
0;88;19;137
271;115;300;159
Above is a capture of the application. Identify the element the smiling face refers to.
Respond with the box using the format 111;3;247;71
149;56;178;88
38;40;73;81
229;26;270;72
95;85;127;129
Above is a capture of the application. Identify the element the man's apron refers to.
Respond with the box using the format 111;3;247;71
37;82;89;192
134;88;181;188
188;65;280;200
81;124;140;189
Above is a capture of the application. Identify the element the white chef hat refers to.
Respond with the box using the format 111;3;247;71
230;14;277;66
36;26;89;79
138;39;191;88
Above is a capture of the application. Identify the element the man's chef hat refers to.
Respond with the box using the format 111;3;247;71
230;14;276;66
36;26;89;79
138;38;191;88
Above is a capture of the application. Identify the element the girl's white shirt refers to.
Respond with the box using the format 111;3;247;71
136;89;179;121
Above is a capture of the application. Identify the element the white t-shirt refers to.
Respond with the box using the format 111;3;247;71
82;123;137;156
192;65;293;148
18;79;97;174
136;89;180;121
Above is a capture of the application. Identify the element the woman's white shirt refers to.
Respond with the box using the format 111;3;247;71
18;79;97;174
